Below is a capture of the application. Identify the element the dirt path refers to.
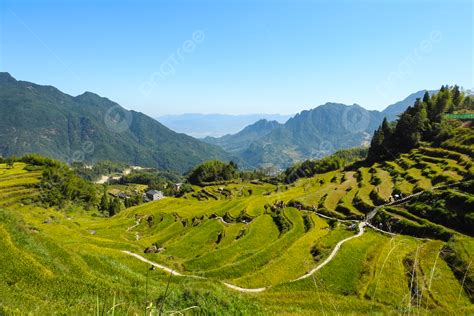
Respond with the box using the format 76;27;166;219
122;251;183;276
214;216;229;225
293;222;366;281
222;282;266;293
127;219;141;231
121;223;367;292
121;250;266;292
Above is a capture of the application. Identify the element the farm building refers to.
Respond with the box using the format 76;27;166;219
145;189;164;201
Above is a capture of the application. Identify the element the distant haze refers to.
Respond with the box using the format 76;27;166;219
157;114;292;138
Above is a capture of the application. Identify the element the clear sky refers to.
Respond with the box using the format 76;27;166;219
0;0;472;117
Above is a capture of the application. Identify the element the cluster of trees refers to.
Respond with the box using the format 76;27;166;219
40;162;98;210
1;154;61;168
282;147;368;183
97;186;141;216
187;160;239;186
368;86;472;162
98;189;123;216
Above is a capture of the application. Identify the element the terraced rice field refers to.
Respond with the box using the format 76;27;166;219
0;144;473;314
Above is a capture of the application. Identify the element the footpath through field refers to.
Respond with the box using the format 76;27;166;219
122;181;464;292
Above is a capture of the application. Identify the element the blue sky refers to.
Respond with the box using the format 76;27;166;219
0;0;472;116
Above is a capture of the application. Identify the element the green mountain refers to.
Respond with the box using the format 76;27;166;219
202;119;281;154
0;73;231;172
239;103;384;168
206;91;435;170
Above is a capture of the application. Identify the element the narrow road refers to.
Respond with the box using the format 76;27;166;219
122;223;368;291
120;182;465;293
122;251;184;276
122;223;367;291
222;282;266;293
127;219;141;231
365;191;423;222
293;222;366;281
122;250;266;292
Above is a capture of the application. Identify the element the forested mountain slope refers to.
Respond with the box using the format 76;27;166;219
0;73;230;173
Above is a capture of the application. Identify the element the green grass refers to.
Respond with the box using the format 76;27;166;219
0;145;473;315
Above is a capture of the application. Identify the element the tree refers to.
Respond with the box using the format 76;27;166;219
422;91;431;103
367;126;386;161
99;186;110;212
109;198;122;216
452;85;463;109
6;158;14;169
461;96;473;111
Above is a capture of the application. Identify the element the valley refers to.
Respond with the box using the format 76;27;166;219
1;1;472;314
0;122;472;313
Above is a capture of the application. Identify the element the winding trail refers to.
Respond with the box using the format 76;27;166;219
222;282;266;293
122;251;184;276
214;216;230;225
121;221;367;292
365;181;465;222
121;181;464;293
127;219;141;231
293;222;366;281
121;250;266;292
365;222;396;236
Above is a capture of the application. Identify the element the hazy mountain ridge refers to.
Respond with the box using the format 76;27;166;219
157;113;291;138
202;119;281;153
239;103;383;168
207;91;435;169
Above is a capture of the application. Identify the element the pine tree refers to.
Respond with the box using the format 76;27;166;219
422;91;430;103
452;85;463;109
367;126;385;161
109;198;122;216
381;117;393;140
99;187;109;212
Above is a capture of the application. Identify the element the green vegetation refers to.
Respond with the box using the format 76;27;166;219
368;85;473;162
0;72;230;172
187;160;239;185
0;86;473;314
283;147;368;183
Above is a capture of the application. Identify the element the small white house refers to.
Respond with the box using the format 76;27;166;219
146;189;164;201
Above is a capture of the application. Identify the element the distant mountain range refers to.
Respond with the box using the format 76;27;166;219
203;119;282;153
157;113;291;138
0;73;231;173
0;72;437;172
202;90;435;169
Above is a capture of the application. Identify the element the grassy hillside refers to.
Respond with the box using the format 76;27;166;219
0;123;472;314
